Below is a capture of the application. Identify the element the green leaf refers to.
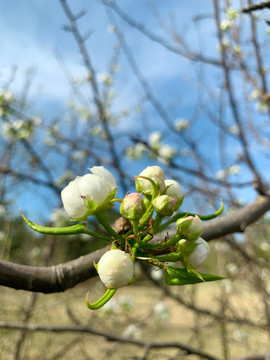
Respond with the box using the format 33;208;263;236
164;266;224;286
20;210;86;235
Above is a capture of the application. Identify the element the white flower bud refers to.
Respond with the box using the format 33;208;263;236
98;249;134;289
135;166;165;196
164;179;183;210
152;195;175;216
120;193;146;220
188;237;210;268
61;166;117;220
177;215;203;241
60;176;88;219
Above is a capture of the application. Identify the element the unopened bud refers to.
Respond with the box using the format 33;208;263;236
97;249;134;289
177;237;210;268
120;193;146;220
135;166;165;196
152;195;175;216
164;179;183;210
176;215;203;241
188;238;210;268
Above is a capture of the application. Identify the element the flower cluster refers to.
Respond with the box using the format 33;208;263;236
21;165;223;310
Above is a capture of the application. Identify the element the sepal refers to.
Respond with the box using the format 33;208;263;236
20;210;86;235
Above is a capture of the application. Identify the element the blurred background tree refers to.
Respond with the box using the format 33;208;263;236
1;0;270;359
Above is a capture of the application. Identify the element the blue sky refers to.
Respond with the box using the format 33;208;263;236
1;1;269;222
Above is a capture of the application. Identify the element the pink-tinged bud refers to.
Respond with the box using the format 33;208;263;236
120;193;146;220
188;238;210;268
176;215;203;241
164;179;184;210
97;249;134;289
152;195;176;216
135;166;165;196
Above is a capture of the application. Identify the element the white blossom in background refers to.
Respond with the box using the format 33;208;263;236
216;169;226;180
148;131;162;148
249;89;261;101
91;125;105;138
118;295;134;312
216;165;240;180
0;89;14;104
150;267;164;281
158;145;176;163
57;170;75;186
228;165;241;176
126;143;145;159
217;38;230;52
233;44;242;55
107;24;116;33
220;19;232;31
260;242;270;252
226;263;238;276
101;298;118;315
256;101;269;113
97;72;113;86
226;7;239;19
174;118;189;132
233;329;248;342
122;324;142;339
71;150;87;162
154;301;170;325
50;208;69;227
221;279;233;294
228;125;239;135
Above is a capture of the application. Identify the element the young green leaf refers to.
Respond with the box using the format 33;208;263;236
164;266;224;286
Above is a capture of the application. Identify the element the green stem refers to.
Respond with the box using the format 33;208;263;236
139;205;154;230
83;229;113;242
95;211;123;241
142;213;164;243
141;233;181;249
159;200;224;232
86;288;117;310
139;252;181;263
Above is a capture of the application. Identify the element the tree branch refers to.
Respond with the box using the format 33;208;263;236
0;321;221;360
1;196;270;293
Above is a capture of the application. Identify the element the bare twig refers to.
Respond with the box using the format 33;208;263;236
0;321;221;360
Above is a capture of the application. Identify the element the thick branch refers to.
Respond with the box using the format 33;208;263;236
0;248;106;293
1;196;270;293
202;195;270;240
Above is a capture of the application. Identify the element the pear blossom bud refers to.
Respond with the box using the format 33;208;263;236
61;166;117;220
176;215;203;241
97;249;134;289
60;177;88;220
152;195;175;216
164;179;183;210
120;193;146;220
135;166;165;196
188;238;210;268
